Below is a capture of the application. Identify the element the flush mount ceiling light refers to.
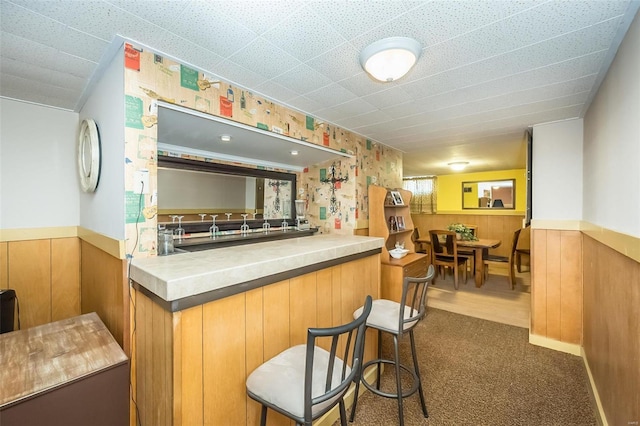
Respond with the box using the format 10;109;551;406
360;37;422;82
448;161;469;171
290;150;299;156
220;134;231;142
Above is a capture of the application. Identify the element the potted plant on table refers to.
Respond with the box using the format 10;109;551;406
447;223;478;241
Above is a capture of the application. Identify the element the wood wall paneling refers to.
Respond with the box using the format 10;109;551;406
559;232;582;344
289;272;318;347
203;293;247;426
51;238;80;322
245;288;264;426
411;214;525;258
545;230;562;340
583;236;639;426
8;240;51;329
175;305;204;426
531;229;548;335
530;229;583;344
0;242;7;289
81;240;128;350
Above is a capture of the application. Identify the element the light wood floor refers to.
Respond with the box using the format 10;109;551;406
426;264;531;329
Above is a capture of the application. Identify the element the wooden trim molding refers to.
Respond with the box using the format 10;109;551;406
0;226;77;242
528;333;581;356
530;219;582;230
581;347;608;426
77;227;126;260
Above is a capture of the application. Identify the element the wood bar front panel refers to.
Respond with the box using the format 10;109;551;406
530;229;582;344
583;235;639;426
134;254;380;426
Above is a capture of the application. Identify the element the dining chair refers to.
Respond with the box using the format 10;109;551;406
429;230;468;290
246;296;372;426
483;228;522;289
457;224;477;274
411;227;428;254
349;265;436;426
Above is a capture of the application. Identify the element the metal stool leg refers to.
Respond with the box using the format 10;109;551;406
410;330;429;418
260;404;267;426
393;335;405;426
376;329;382;390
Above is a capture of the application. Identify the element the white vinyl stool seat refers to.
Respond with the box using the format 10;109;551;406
246;345;348;419
246;296;372;426
350;265;435;426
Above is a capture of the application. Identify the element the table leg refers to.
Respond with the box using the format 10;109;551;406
474;248;484;287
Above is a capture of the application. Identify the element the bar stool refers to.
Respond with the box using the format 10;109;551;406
350;265;435;426
246;296;372;426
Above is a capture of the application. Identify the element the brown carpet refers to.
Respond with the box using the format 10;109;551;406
341;309;597;426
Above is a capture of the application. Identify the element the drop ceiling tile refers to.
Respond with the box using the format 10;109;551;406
408;0;541;46
207;59;268;92
336;72;403;98
271;64;333;95
305;42;362;82
0;73;79;109
0;2;67;48
254;80;300;103
304;83;358;110
285;95;325;115
348;12;424;53
167;2;258;58
156;33;225;73
335;109;395;130
262;5;347;62
312;1;411;40
51;52;100;79
54;27;109;62
227;37;302;80
360;86;413;110
106;0;194;29
0;56;85;91
221;1;308;35
0;31;58;65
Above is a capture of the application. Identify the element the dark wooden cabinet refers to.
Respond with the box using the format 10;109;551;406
0;313;129;426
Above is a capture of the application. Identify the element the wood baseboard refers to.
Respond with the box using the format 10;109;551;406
581;347;608;426
528;333;581;356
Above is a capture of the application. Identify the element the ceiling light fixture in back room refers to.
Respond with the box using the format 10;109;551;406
360;37;422;82
448;162;469;171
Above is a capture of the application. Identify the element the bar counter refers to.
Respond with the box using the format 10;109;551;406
130;234;384;426
131;234;384;311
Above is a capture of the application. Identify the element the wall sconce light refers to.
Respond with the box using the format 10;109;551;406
360;37;422;82
448;161;469;171
320;162;349;215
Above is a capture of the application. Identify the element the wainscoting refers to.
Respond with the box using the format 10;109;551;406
583;234;639;426
0;231;128;353
411;213;527;258
531;229;582;344
0;238;80;329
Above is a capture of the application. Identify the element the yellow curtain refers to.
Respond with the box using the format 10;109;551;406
402;177;437;214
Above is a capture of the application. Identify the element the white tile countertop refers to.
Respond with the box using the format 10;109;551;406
130;234;383;303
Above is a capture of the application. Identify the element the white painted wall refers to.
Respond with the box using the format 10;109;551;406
78;47;125;240
532;119;584;221
0;99;79;229
584;12;640;238
158;168;249;210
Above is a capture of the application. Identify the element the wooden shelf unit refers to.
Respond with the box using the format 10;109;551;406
368;185;429;302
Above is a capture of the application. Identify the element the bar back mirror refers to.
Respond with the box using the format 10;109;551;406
157;155;296;222
462;179;515;209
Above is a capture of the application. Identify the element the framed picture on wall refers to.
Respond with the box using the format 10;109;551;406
390;190;404;205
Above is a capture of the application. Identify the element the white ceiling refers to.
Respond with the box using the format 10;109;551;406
1;0;638;176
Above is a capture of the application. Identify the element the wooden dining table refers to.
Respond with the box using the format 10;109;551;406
416;237;502;287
